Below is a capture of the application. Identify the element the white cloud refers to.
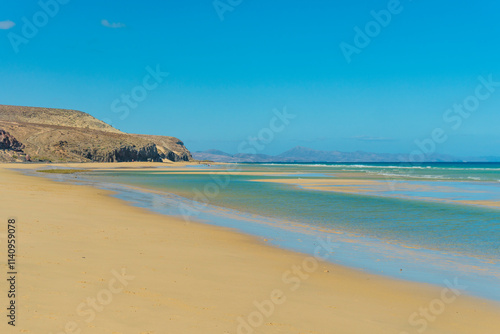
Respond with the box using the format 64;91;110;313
0;20;15;30
101;19;126;29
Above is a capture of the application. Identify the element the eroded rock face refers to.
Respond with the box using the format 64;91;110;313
0;130;25;151
162;149;187;162
71;143;190;162
104;144;162;162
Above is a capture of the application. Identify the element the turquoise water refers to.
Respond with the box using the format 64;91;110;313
249;162;500;182
89;164;500;261
59;162;500;301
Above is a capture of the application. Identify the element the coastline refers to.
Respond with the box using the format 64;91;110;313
47;168;500;302
1;163;500;333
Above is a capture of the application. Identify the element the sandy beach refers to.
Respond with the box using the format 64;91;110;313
1;163;500;334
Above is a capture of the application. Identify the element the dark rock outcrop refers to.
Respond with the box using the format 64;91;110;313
76;143;163;163
134;135;193;162
0;130;25;151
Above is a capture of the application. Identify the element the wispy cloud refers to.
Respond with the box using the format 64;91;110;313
351;135;396;142
101;19;126;29
0;20;15;30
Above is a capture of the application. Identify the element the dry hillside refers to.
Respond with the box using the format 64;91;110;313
0;105;122;134
0;105;192;163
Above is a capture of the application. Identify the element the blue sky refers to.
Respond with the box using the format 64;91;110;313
1;0;500;157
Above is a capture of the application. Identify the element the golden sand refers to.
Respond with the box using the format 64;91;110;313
1;165;499;333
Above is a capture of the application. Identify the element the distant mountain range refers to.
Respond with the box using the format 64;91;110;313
193;146;500;163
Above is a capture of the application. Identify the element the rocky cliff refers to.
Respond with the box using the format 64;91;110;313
0;130;24;151
0;105;192;163
0;130;26;162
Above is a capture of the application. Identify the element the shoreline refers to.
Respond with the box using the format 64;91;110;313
14;162;500;301
1;163;500;333
45;167;500;303
11;163;500;298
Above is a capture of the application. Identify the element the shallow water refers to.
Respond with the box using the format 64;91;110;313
89;165;500;261
33;162;500;301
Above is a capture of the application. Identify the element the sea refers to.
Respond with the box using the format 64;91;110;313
39;162;500;302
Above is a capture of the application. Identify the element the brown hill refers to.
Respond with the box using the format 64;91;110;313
0;105;122;134
0;105;192;163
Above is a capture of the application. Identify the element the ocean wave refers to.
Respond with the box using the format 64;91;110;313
371;172;497;182
373;172;452;180
257;163;500;171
